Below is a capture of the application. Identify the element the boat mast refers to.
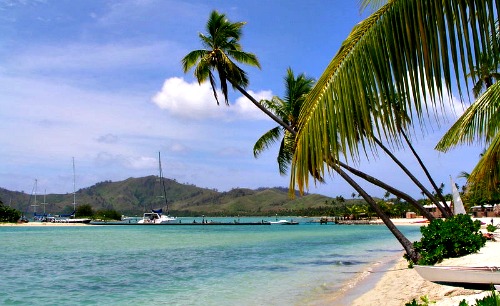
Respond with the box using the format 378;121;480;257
158;152;169;214
31;179;39;214
72;157;76;215
41;189;48;214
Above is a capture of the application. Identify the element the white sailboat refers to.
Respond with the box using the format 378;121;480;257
138;152;177;224
63;157;91;224
450;176;466;215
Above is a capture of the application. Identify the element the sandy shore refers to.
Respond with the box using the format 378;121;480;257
348;218;500;306
0;222;90;226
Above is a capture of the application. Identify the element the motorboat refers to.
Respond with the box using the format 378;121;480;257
138;211;177;224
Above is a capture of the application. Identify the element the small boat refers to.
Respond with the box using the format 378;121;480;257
138;209;177;224
137;152;177;224
414;265;500;289
269;219;299;225
62;218;91;224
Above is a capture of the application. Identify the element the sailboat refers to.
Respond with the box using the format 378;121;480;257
451;176;467;215
138;152;177;224
62;157;91;224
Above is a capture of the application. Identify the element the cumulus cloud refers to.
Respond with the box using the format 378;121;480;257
152;77;273;121
152;77;222;119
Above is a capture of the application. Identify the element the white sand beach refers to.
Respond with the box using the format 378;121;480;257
349;218;500;306
0;221;90;226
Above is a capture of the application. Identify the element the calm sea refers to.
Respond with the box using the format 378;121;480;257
0;218;421;305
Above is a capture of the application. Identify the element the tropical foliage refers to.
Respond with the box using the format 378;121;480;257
253;68;315;175
291;0;499;196
181;10;260;105
0;200;21;223
436;22;500;198
409;214;486;266
182;10;294;133
287;0;498;262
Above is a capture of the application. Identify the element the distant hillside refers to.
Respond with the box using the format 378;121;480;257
0;176;341;216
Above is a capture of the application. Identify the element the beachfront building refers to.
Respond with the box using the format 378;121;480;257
470;204;499;218
423;204;443;218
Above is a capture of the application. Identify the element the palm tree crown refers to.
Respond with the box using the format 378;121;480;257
253;68;315;175
182;10;261;105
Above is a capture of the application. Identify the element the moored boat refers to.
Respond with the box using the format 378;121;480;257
414;265;500;289
138;209;177;224
269;219;299;225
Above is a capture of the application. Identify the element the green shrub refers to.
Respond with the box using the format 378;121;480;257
95;209;122;220
412;214;486;265
486;224;497;233
0;202;22;223
458;289;500;305
405;296;434;306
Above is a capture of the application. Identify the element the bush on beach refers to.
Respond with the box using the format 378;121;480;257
0;201;22;223
406;214;486;266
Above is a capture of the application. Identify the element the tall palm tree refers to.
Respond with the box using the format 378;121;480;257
290;0;498;262
182;10;294;134
253;68;315;175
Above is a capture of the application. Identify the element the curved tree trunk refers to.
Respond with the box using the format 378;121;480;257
231;82;296;134
334;164;420;262
372;136;452;218
401;131;452;215
338;161;435;221
232;82;420;261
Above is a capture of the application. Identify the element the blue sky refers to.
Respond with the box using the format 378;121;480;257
0;0;484;199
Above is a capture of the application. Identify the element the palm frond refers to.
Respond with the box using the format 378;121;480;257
182;49;208;73
468;133;500;196
292;0;499;194
253;127;283;157
436;81;500;151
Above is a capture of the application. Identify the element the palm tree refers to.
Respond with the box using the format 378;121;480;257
182;10;294;134
253;68;315;175
290;0;498;262
436;45;500;197
468;52;500;98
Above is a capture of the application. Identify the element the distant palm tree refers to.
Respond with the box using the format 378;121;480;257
468;52;500;98
182;10;293;133
253;68;315;175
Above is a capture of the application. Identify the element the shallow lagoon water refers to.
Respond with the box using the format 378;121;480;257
0;218;421;305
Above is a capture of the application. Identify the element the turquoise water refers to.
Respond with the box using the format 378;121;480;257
0;218;421;305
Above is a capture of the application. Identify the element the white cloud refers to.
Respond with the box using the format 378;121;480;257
152;77;222;119
233;90;273;120
152;77;273;121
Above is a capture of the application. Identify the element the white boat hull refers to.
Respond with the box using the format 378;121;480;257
414;265;500;289
137;212;177;224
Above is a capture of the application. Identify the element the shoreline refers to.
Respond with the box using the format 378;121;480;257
4;217;500;305
349;219;500;305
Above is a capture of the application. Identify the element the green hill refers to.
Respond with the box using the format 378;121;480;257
0;177;338;217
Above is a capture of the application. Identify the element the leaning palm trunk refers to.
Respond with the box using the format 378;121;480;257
372;137;452;218
334;164;420;262
401;131;452;215
338;161;435;221
230;81;295;134
231;79;420;260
